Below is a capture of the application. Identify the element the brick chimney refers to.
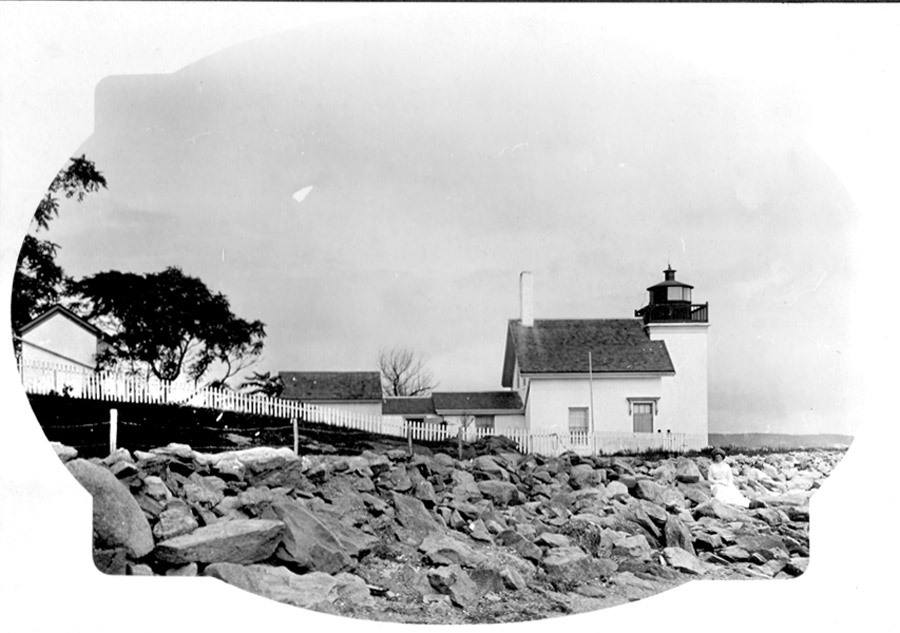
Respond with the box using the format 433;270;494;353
520;271;534;327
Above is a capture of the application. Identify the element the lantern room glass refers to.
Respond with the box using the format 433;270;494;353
666;286;691;302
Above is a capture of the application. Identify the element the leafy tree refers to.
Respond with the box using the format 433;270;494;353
378;346;437;397
71;266;265;385
239;371;285;398
12;155;107;334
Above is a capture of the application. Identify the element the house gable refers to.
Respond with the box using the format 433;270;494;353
18;304;103;338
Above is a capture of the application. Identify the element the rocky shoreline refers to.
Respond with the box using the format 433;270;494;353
54;439;842;624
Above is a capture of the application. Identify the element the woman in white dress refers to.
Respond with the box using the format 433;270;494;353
707;448;750;508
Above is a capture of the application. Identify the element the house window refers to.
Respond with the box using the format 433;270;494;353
568;407;589;443
474;415;494;433
632;403;654;433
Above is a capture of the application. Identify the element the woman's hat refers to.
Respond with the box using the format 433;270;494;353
711;447;726;458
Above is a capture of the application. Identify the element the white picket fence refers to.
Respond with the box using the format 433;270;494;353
18;359;699;456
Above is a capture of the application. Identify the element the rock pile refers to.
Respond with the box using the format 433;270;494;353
52;439;842;623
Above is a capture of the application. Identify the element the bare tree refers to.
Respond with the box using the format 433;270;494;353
378;346;437;397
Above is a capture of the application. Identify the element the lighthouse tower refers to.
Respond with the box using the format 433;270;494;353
635;266;710;448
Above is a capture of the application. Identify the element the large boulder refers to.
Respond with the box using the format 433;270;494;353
633;479;668;505
154;518;284;565
204;563;372;610
66;459;154;558
391;492;440;546
675;458;702;483
260;500;353;573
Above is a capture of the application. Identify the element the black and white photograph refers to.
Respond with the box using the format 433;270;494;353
0;3;896;631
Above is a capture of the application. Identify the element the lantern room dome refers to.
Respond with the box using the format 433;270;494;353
635;266;708;324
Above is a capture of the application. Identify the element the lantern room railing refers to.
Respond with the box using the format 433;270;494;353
635;302;708;324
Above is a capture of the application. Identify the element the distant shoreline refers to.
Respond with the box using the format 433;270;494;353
709;433;853;449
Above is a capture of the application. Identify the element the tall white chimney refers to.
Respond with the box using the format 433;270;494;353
520;271;534;327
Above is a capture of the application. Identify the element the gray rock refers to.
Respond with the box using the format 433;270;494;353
468;518;493;542
536;532;571;548
734;534;789;559
204;563;372;609
428;565;480;608
420;532;486;567
182;474;226;509
66;459;154;558
472;455;509;481
660;488;688;512
500;565;528;591
633;479;667;505
664;515;695;555
477;480;520;507
127;563;155;576
469;568;506;594
541;546;593;585
101;447;134;467
93;547;127;575
663;547;705;575
133;475;173;519
675;458;702;483
391;492;440;546
153;499;199;541
414;479;438;505
693;498;744;522
154;518;284;565
164;562;198;577
612;534;652;560
604;481;630;499
51;441;78;463
261;500;353;573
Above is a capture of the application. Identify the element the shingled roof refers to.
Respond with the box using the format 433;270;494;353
502;318;674;387
382;397;436;416
279;371;383;401
433;391;524;413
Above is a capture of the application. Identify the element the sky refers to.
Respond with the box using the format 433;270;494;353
6;7;876;436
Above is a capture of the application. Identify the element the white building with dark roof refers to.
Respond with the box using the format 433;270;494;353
502;269;709;449
17;304;108;370
279;371;384;418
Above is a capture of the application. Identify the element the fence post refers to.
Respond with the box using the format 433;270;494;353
109;408;118;454
407;424;413;456
292;416;299;456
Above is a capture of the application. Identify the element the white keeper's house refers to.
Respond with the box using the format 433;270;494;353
501;267;709;450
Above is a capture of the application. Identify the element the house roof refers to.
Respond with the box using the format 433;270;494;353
279;371;383;401
382;397;437;416
18;304;104;338
432;391;524;413
501;318;674;387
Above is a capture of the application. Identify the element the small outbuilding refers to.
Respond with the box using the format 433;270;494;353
279;371;384;417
